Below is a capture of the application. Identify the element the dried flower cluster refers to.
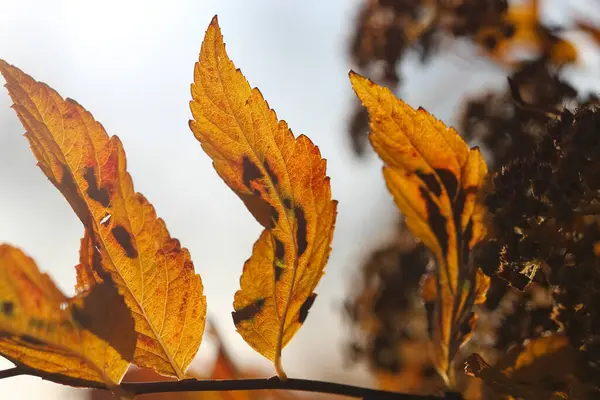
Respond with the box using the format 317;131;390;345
345;0;600;397
346;0;579;155
483;105;600;388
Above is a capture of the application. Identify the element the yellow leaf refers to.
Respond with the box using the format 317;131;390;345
189;16;337;377
0;60;207;378
349;71;488;385
0;244;135;385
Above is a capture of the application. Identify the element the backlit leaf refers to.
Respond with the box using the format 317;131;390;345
189;16;337;377
349;71;489;385
0;60;206;378
0;244;135;385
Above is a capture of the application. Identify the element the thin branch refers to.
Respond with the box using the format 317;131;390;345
0;367;462;399
122;377;459;399
0;367;24;379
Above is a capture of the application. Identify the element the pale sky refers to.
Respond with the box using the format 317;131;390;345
0;1;599;398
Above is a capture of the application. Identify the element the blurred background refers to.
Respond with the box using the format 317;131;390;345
1;0;600;398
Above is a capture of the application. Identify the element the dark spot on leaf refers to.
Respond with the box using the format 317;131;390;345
420;187;448;257
242;155;264;194
274;266;284;281
422;365;438;378
56;163;89;223
263;160;278;186
460;312;476;337
502;23;516;38
462;219;474;264
84;167;110;207
434;168;458;200
20;335;45;347
295;206;308;257
424;300;435;337
453;189;467;261
274;237;285;261
237;192;278;229
71;304;88;327
299;293;317;324
232;298;266;326
28;318;44;330
1;301;14;317
483;34;498;50
283;198;292;209
112;226;138;258
415;171;442;197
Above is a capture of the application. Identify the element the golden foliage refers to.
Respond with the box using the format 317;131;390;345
0;244;134;385
0;60;206;379
189;17;337;377
349;71;489;384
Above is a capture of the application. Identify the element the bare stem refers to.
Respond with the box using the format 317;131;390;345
0;367;462;399
0;367;24;379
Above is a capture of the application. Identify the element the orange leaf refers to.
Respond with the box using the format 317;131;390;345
349;71;488;385
0;61;207;378
189;16;337;377
0;244;135;385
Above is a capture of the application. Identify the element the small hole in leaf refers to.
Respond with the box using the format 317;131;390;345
100;214;112;227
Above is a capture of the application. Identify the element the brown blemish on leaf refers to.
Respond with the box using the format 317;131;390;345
462;219;474;262
1;301;14;317
28;318;44;331
111;226;138;258
434;168;458;200
57;164;89;222
295;206;308;257
237;192;279;229
263;159;279;186
274;266;284;282
274;237;285;261
283;198;292;209
19;335;45;347
298;293;317;324
424;301;435;337
274;237;285;281
70;304;88;327
83;167;110;207
232;298;266;326
242;155;264;194
419;187;448;257
415;170;442;197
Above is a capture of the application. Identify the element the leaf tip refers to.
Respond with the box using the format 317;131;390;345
348;70;365;88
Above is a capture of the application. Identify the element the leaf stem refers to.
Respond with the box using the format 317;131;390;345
0;367;462;399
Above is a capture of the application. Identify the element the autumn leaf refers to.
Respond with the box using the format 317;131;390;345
0;60;207;379
349;71;489;385
189;16;337;377
465;334;598;399
0;244;135;386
